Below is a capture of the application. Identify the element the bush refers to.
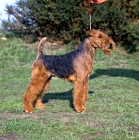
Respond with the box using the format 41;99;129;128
123;22;139;53
2;0;139;52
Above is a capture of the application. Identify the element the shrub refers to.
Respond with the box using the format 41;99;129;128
2;0;139;52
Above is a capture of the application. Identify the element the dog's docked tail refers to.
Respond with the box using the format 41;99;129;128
37;37;47;57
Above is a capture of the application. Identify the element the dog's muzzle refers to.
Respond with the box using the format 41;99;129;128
108;43;113;50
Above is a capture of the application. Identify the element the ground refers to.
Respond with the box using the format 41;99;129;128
0;38;139;139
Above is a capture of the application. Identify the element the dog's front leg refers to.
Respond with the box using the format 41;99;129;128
73;79;87;113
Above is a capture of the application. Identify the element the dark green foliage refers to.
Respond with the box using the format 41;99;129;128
2;0;88;42
2;0;139;52
123;22;139;53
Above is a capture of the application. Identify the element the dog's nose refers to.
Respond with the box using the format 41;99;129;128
108;43;112;49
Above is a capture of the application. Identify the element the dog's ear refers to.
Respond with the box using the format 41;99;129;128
86;29;102;48
86;29;96;37
98;29;103;32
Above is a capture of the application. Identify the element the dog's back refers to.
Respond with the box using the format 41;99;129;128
38;39;87;78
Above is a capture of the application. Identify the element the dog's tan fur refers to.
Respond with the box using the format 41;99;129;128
23;29;115;113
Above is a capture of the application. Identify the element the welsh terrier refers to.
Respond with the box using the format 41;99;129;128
23;29;115;113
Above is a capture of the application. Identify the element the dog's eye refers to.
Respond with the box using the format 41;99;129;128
98;35;102;38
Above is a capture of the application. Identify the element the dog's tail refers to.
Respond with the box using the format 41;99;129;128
38;37;47;56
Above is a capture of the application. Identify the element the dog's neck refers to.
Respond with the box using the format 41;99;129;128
84;38;96;58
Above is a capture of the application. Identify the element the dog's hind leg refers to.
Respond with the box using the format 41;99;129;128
23;61;50;113
34;78;51;109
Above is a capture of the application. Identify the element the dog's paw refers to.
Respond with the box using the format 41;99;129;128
76;109;86;113
35;103;45;109
23;109;33;113
75;106;86;113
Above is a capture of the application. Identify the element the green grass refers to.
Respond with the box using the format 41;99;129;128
0;38;139;140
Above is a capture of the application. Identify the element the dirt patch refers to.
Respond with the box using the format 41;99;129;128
129;126;138;133
0;95;7;99
0;112;46;121
80;132;105;140
1;133;23;140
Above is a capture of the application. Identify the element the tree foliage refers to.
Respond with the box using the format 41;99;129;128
2;0;88;42
2;0;139;52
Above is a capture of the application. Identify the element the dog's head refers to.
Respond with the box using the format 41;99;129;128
86;29;115;55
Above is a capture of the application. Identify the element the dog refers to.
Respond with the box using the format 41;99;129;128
23;29;115;113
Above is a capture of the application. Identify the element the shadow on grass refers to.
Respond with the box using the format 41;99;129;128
90;68;139;81
42;68;139;110
42;89;94;109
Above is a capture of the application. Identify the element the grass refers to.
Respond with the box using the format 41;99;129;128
0;37;139;140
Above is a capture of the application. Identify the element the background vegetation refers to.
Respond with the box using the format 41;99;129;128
2;0;139;52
